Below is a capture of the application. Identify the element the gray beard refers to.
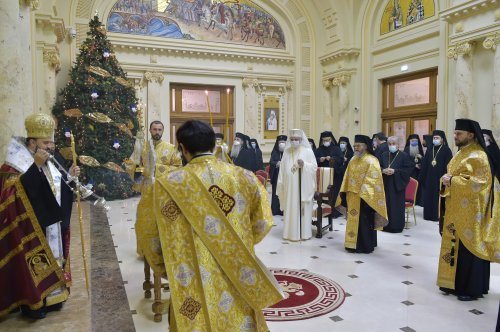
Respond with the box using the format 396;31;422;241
230;144;241;158
409;145;419;157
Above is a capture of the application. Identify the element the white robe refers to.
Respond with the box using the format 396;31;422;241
277;146;317;240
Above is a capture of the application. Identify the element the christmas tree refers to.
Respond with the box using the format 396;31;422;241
52;15;139;200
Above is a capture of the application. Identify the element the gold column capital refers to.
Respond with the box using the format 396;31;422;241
143;71;165;84
483;33;500;51
447;41;474;60
43;47;60;72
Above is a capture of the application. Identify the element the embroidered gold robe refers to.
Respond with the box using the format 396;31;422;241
337;153;388;250
438;143;499;290
138;155;283;331
135;140;182;258
214;141;232;164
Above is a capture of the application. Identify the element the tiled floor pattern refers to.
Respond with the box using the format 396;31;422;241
107;197;500;332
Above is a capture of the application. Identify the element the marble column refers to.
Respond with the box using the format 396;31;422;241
242;78;260;139
331;73;351;136
447;41;474;119
322;79;333;129
143;71;165;127
483;34;500;140
42;46;60;112
0;0;35;162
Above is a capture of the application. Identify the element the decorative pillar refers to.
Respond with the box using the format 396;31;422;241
322;79;333;129
285;80;294;132
242;77;260;139
142;71;165;127
0;0;34;163
42;46;60;112
331;73;351;136
483;33;500;140
447;41;474;118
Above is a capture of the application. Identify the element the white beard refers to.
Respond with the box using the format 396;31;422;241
409;145;419;157
230;144;241;158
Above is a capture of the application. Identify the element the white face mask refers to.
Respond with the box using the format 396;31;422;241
323;141;331;147
251;143;256;149
339;143;346;151
291;140;300;148
389;145;398;153
233;140;241;146
278;142;285;151
433;139;441;146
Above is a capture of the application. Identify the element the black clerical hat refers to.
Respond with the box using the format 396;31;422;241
355;134;374;154
308;138;317;151
455;119;476;133
276;135;287;142
432;130;448;145
339;136;353;152
215;133;224;139
482;129;497;145
373;132;387;141
319;131;338;145
235;132;245;140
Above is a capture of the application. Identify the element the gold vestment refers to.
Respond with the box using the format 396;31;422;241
338;153;388;249
438;143;499;289
138;155;283;331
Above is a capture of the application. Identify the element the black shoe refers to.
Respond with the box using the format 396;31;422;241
457;295;477;301
20;305;47;319
46;302;63;312
345;248;356;253
440;288;455;295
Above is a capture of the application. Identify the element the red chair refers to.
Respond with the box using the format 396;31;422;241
405;177;419;229
256;174;266;186
256;170;269;184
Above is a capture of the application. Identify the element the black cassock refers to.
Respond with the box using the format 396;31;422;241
404;146;423;205
440;241;490;298
374;142;389;163
315;145;343;217
233;148;257;172
353;199;377;253
418;144;452;221
269;149;284;215
252;148;264;171
338;148;354;208
380;150;414;233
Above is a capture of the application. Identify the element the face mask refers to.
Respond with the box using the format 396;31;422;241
251;143;256;149
373;140;378;147
410;141;418;147
278;142;285;151
233;141;241;146
323;141;331;147
339;143;346;151
291;141;300;148
433;139;441;146
389;145;398;153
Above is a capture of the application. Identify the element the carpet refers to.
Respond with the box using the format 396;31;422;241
263;268;346;321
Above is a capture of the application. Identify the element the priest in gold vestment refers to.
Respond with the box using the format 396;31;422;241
438;119;499;301
337;135;388;254
213;132;232;163
131;121;182;257
137;120;283;331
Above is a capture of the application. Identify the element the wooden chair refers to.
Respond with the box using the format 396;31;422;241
143;260;169;322
405;177;419;229
312;167;334;238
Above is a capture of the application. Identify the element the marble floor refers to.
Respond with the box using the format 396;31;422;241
108;196;500;332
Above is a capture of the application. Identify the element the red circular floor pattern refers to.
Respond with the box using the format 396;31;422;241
263;268;346;321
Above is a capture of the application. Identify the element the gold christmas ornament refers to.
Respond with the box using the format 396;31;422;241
85;112;112;123
115;76;133;88
25;113;55;139
87;65;111;78
116;123;133;137
63;108;83;117
79;155;101;167
102;161;125;173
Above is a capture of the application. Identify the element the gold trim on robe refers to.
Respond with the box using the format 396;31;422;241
148;156;283;332
337;153;388;249
438;143;499;289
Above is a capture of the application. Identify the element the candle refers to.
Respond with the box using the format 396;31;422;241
205;90;213;127
226;88;230;138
